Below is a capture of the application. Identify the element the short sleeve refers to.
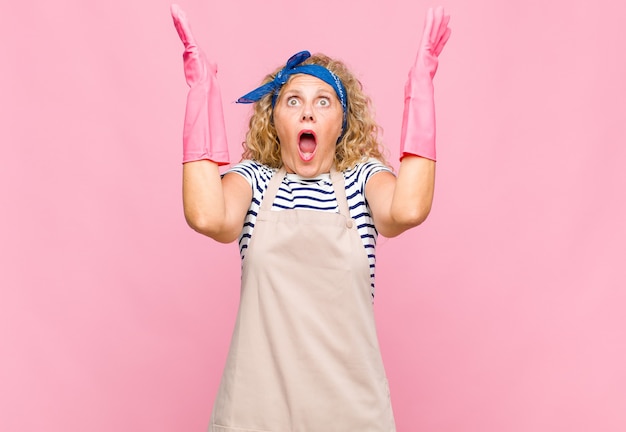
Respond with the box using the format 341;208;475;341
355;158;394;196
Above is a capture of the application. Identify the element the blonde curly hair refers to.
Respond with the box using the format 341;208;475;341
241;53;389;172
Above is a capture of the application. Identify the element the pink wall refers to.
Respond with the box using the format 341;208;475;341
2;0;625;431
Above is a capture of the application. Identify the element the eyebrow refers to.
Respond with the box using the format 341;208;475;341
282;88;336;98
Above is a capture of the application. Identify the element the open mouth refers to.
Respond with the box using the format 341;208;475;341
298;130;317;162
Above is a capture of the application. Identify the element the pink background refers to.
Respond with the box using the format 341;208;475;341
2;0;625;431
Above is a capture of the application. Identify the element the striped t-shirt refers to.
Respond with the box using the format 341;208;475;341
226;158;392;297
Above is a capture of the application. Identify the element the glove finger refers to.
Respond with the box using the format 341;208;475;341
433;12;451;44
413;6;434;66
431;11;450;54
433;27;451;57
421;7;435;48
171;4;197;49
429;6;445;44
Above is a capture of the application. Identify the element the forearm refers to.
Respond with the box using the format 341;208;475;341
390;155;435;230
183;160;228;239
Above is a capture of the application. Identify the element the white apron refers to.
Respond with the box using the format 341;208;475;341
209;167;396;432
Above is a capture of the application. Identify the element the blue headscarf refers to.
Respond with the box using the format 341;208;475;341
237;51;348;134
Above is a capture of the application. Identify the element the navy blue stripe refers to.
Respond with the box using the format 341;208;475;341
272;202;292;210
346;189;359;200
292;203;338;211
344;176;359;190
272;202;339;211
275;194;295;203
275;195;338;205
348;202;362;211
286;185;335;195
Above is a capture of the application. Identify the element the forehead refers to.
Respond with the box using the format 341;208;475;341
281;74;336;94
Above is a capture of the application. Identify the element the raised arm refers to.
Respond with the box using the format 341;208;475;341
171;4;251;243
366;6;451;238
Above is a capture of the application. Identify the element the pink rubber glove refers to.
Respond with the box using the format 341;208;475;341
171;4;229;165
399;6;451;161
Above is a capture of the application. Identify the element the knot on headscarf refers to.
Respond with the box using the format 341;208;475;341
237;50;348;134
274;68;289;86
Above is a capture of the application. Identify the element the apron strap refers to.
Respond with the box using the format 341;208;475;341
330;166;354;228
260;167;287;212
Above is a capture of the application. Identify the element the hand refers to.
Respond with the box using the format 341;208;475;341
170;4;229;165
410;6;451;80
399;6;451;162
171;4;216;87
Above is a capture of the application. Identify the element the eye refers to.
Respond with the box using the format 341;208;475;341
287;97;299;106
318;97;330;107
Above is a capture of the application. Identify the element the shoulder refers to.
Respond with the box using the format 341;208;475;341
225;160;277;189
344;158;394;192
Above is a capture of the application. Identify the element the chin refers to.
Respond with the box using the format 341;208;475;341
283;152;333;178
285;162;322;178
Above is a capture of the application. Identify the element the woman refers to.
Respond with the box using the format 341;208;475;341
171;4;450;431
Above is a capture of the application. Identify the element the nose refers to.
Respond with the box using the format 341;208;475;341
300;104;315;122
